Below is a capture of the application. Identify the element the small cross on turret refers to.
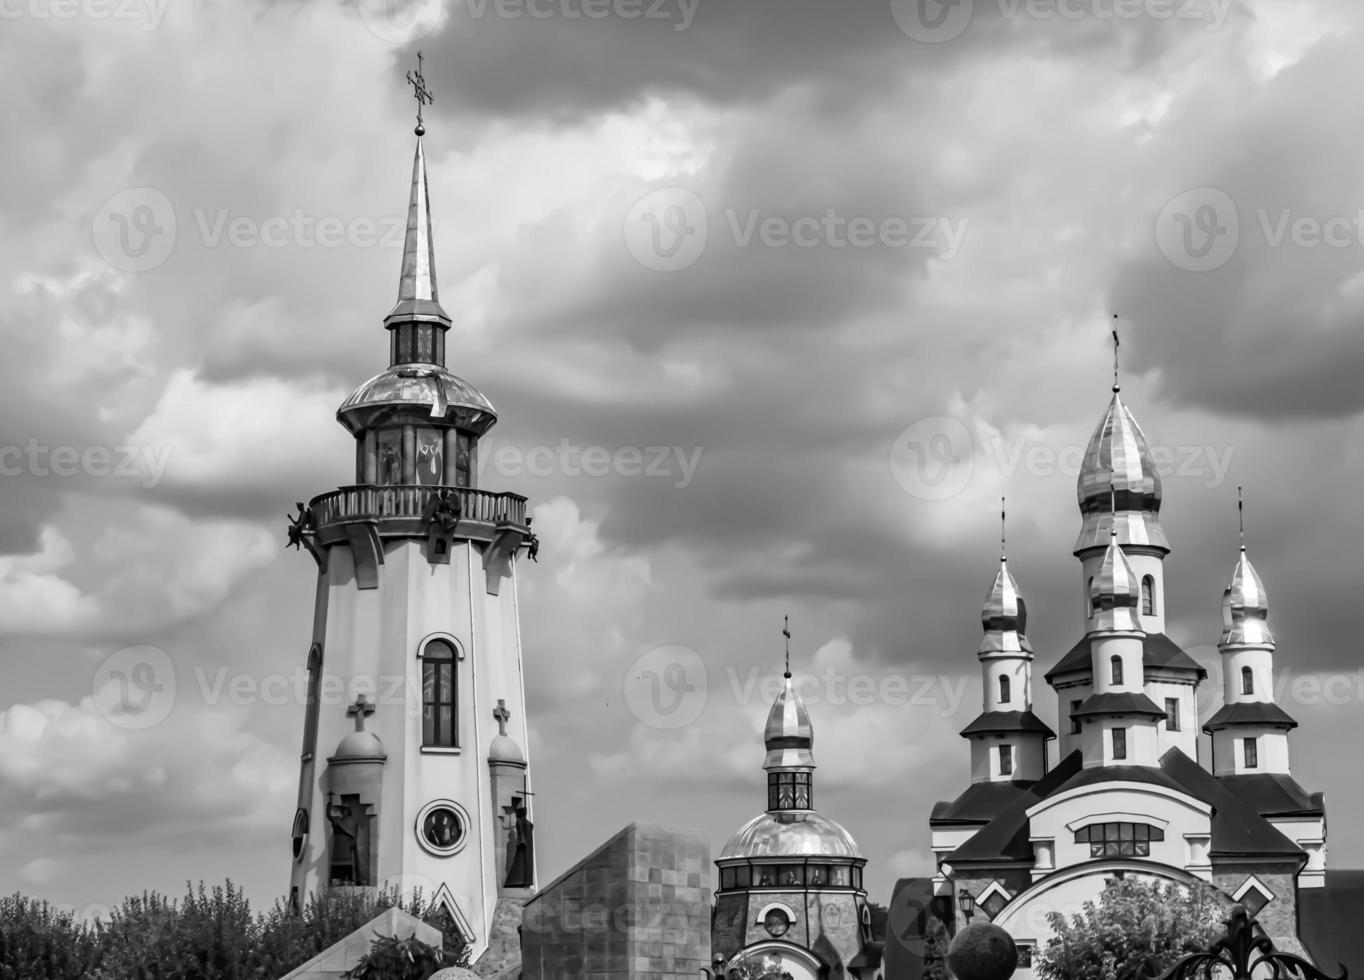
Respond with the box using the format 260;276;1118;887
493;699;511;737
347;694;376;733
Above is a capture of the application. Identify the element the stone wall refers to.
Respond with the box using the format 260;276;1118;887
520;823;711;979
1212;866;1299;945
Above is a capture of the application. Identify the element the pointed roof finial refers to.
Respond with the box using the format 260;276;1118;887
1238;485;1246;552
1111;314;1121;393
1000;495;1007;561
782;614;792;679
406;50;433;136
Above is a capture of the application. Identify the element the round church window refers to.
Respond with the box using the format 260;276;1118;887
292;808;309;863
763;908;791;938
416;799;471;856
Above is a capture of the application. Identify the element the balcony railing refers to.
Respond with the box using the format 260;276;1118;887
309;485;528;529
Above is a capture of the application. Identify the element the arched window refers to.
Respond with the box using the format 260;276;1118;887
1141;576;1155;616
1110;655;1124;686
998;674;1011;705
421;639;459;748
1241;666;1254;696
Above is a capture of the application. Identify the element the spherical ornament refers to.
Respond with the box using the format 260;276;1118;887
946;922;1018;980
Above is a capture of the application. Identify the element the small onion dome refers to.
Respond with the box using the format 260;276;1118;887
719;811;862;859
764;674;814;770
1221;548;1274;648
1090;534;1142;632
337;363;497;436
333;730;387;762
1074;391;1169;554
488;733;526;765
979;558;1032;656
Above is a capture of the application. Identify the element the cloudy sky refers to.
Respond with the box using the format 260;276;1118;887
3;0;1364;917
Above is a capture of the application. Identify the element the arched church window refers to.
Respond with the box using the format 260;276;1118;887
1241;666;1254;695
1141;575;1155;616
1111;726;1127;760
1110;655;1124;686
1074;821;1164;858
998;744;1013;776
998;675;1011;705
421;639;459;747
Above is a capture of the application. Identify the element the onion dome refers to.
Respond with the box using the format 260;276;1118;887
1074;391;1169;554
719;811;862;859
1089;530;1142;632
763;673;814;771
488;733;526;765
979;557;1032;657
1221;547;1274;648
332;729;387;762
337;363;496;435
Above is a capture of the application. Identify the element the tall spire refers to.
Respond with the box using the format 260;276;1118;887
387;52;451;332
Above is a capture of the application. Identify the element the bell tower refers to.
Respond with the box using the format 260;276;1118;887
285;54;538;960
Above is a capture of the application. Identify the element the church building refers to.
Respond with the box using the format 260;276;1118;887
283;63;537;962
921;370;1334;973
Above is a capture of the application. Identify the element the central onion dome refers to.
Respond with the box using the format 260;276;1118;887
338;364;497;435
1075;390;1169;554
1090;528;1142;632
1221;547;1274;648
763;672;814;770
979;557;1032;656
720;811;862;859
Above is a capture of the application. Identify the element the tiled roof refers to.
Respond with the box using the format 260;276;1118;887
1217;773;1324;817
1044;633;1208;682
958;710;1056;738
1202;701;1299;732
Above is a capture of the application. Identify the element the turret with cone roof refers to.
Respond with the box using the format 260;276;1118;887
958;500;1052;784
1206;489;1298;776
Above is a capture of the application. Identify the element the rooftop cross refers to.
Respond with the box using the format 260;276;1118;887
493;699;511;737
1000;494;1007;561
1238;485;1246;552
1111;313;1121;393
782;615;792;679
406;51;433;136
346;695;376;733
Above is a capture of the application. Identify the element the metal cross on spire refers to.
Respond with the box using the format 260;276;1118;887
1237;485;1246;552
406;51;433;136
1111;313;1121;393
1000;495;1007;561
782;615;792;679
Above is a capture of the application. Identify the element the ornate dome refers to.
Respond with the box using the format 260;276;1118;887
333;730;387;761
719;811;862;860
1074;391;1169;554
763;673;814;770
337;363;497;435
488;733;526;764
979;558;1032;656
1221;548;1274;648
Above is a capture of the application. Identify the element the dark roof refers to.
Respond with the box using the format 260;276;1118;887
948;752;1084;864
947;749;1304;867
1157;749;1305;860
1301;870;1364;975
959;710;1056;738
931;780;1037;825
1073;691;1167;718
1216;773;1324;817
1044;633;1208;682
1202;701;1298;732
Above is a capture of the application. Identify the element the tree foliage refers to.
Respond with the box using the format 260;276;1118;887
1036;876;1230;980
0;881;469;980
342;932;446;980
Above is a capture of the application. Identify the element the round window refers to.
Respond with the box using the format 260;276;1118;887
415;799;471;856
763;907;791;938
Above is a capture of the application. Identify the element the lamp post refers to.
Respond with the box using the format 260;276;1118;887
958;888;976;925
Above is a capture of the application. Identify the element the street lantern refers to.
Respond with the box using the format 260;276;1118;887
958;888;976;922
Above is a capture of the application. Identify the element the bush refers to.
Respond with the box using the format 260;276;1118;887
342;932;446;980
